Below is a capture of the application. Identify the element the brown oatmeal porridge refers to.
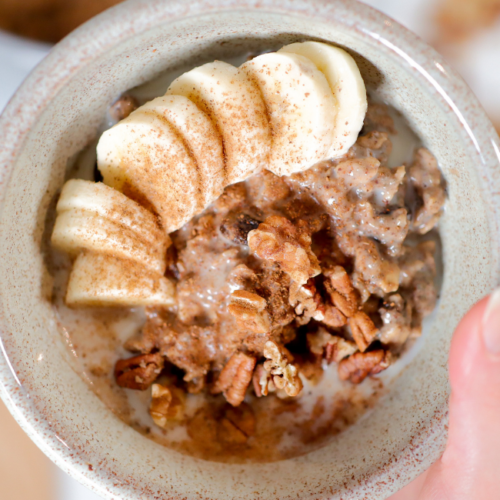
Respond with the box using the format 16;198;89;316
49;50;445;463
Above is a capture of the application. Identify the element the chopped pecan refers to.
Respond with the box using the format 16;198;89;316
218;402;256;444
307;328;333;356
187;407;218;443
290;279;346;327
220;213;260;244
321;304;348;328
248;215;320;286
212;352;257;406
115;353;164;390
324;266;359;317
109;94;139;121
349;311;378;352
325;337;358;364
149;383;185;428
228;290;271;333
263;341;303;397
218;417;248;445
307;328;357;363
338;350;391;384
253;363;275;397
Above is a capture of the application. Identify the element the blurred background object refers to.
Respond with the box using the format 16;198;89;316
0;0;121;43
0;0;499;499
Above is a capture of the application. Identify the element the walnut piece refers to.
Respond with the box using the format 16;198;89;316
263;341;303;397
338;350;391;384
115;353;164;390
248;215;320;286
212;352;257;406
149;383;185;428
349;311;378;352
324;266;359;317
228;290;270;334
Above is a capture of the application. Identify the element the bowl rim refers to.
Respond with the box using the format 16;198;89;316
0;0;499;498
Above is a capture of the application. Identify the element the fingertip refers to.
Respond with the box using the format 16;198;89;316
447;295;490;391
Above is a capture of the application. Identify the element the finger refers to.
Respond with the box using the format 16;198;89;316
420;289;500;500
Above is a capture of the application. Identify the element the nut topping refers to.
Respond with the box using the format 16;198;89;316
338;350;391;384
218;403;256;445
248;215;320;286
228;290;270;333
307;328;358;363
149;384;185;428
262;341;303;397
324;266;359;318
348;311;378;352
212;352;257;406
115;353;164;390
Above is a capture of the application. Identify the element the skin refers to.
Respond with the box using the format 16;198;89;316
390;295;500;499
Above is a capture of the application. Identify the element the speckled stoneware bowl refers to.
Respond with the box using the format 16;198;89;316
1;0;499;498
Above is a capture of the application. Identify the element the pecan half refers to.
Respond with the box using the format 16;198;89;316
212;352;257;406
149;383;185;428
228;290;271;334
324;266;359;318
338;350;391;384
115;353;164;390
348;311;378;352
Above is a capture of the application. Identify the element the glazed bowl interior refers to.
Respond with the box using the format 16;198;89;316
0;2;499;499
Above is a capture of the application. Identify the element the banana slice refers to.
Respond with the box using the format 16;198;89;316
166;61;271;184
51;210;167;273
66;252;175;307
97;110;200;233
56;179;168;248
139;95;225;206
240;52;336;176
279;42;367;158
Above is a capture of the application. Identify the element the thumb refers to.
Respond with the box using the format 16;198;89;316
421;289;500;499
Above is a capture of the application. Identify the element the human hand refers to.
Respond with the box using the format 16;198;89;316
390;289;500;499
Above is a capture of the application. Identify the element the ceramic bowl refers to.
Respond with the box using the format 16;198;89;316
1;1;499;498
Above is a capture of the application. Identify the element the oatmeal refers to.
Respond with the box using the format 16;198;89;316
49;42;445;462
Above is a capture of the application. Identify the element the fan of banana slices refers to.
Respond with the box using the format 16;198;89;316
52;42;367;308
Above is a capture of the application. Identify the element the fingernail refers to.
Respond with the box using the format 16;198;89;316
483;288;500;353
